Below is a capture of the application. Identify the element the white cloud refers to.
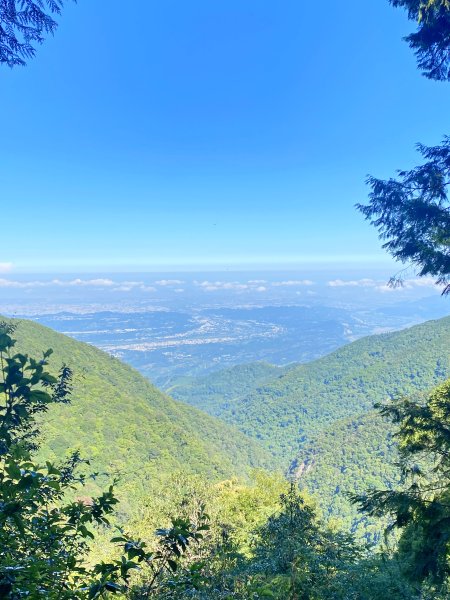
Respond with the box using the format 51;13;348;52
122;281;144;287
221;283;248;290
404;277;439;288
195;280;250;291
195;279;272;292
272;280;315;287
155;279;184;286
328;278;376;288
66;278;115;287
0;277;115;289
327;276;442;292
0;263;13;273
375;277;441;293
0;279;36;289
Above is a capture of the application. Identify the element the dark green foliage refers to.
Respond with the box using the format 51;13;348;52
353;379;450;586
297;410;401;542
110;470;439;599
0;1;73;67
91;505;210;598
0;322;120;598
357;139;450;293
1;317;447;598
391;0;450;80
164;478;414;600
248;483;363;599
0;323;219;599
357;1;450;290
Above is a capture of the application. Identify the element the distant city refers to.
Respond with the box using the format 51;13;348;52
1;271;448;386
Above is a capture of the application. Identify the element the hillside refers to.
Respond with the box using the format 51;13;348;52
3;317;274;499
167;361;287;415
171;317;450;531
292;410;401;538
173;316;450;459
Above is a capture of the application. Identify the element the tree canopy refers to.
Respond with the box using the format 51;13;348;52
0;0;71;67
391;0;450;81
353;379;450;589
357;138;450;293
357;2;450;291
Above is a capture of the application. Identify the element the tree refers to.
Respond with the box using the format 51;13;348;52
0;321;119;597
354;6;450;591
357;2;450;292
249;483;362;600
353;380;450;588
357;138;450;293
0;321;210;598
0;0;72;67
390;1;450;81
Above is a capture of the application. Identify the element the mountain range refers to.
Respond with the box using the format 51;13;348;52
4;314;450;537
170;317;450;535
2;317;273;505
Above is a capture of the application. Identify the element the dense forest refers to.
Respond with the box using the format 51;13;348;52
172;318;450;536
8;318;273;493
2;316;450;598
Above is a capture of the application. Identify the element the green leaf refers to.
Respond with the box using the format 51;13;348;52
105;582;123;593
29;390;52;404
5;461;21;480
167;559;178;572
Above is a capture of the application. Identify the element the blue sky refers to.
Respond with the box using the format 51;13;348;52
1;0;449;273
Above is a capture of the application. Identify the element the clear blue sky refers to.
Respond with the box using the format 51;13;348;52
1;0;449;272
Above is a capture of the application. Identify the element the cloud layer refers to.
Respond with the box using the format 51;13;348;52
327;277;441;292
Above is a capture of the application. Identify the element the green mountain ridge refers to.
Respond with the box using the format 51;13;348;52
167;361;288;413
3;317;274;501
172;316;450;459
6;314;450;538
171;316;450;534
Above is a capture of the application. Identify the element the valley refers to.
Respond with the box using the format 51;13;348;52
3;273;448;386
3;308;450;540
2;286;450;594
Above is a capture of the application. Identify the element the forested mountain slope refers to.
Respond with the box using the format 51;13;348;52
173;316;450;462
171;318;450;535
294;409;401;538
167;361;287;415
4;317;274;497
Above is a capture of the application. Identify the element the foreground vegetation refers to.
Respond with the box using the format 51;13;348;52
2;320;450;599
